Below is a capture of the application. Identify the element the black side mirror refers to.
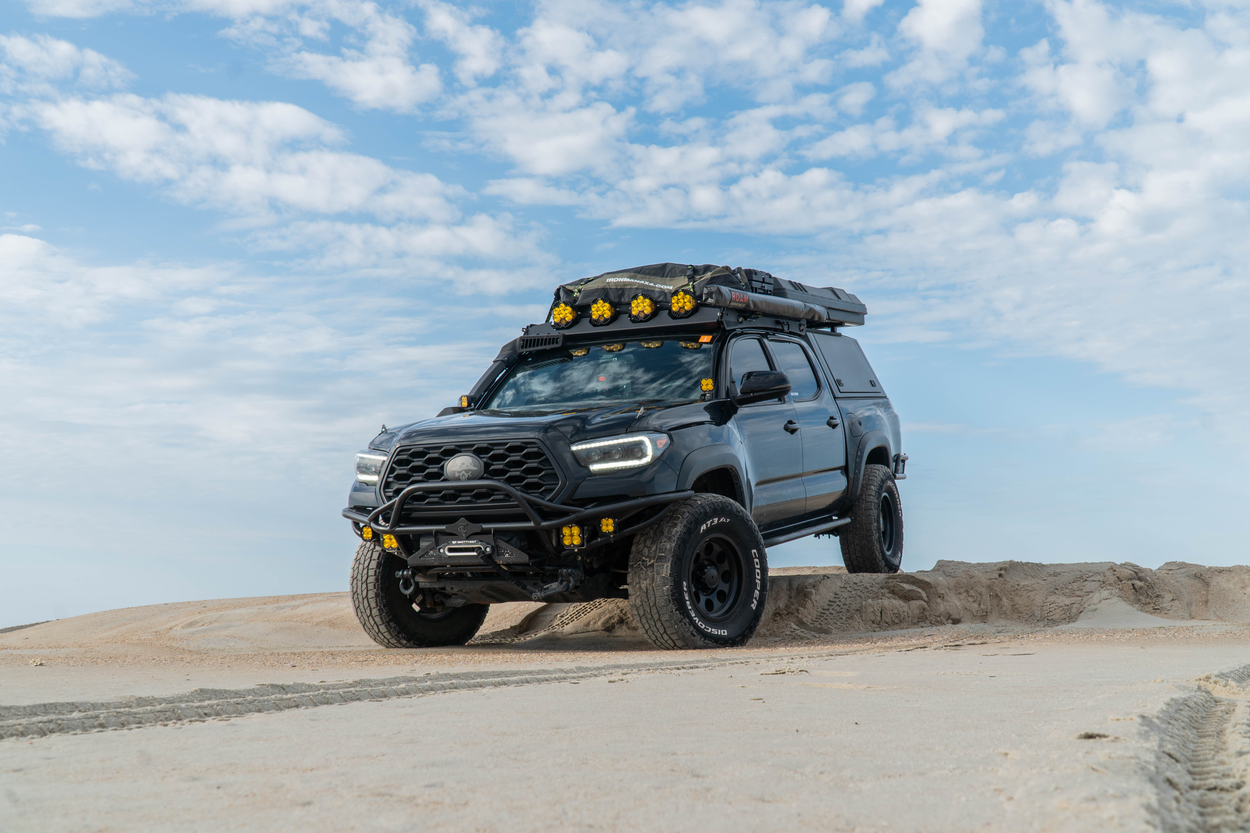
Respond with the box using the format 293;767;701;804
733;370;791;406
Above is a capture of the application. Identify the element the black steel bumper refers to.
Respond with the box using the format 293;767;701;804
342;479;692;558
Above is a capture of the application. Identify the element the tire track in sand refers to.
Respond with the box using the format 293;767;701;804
0;649;837;742
1148;665;1250;832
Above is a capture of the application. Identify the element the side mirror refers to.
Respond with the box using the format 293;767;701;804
733;370;791;406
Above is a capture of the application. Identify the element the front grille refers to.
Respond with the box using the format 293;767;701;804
382;440;561;508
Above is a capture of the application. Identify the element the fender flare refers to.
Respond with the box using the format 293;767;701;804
675;445;750;510
848;430;893;505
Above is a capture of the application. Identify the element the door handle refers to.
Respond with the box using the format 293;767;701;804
783;420;800;434
826;416;840;429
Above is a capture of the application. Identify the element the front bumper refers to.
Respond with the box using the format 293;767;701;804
342;478;692;560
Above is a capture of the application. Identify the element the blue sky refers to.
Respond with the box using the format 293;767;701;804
2;0;1248;627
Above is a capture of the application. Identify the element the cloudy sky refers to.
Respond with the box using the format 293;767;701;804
2;0;1248;627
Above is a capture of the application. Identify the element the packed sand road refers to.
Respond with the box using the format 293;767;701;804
6;560;1250;831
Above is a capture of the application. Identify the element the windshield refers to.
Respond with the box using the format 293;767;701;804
485;338;716;413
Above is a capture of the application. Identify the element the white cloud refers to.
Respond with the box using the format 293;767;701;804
271;4;442;112
28;93;462;221
418;0;504;86
842;0;884;23
0;33;132;94
806;106;1004;160
889;0;984;86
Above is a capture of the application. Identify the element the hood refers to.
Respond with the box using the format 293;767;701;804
382;401;724;449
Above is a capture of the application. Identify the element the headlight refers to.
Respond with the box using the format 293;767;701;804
355;452;387;484
570;433;670;473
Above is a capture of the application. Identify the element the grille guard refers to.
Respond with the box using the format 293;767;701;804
342;479;693;555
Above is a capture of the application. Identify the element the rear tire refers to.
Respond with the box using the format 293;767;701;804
840;463;904;574
350;541;488;648
628;494;768;650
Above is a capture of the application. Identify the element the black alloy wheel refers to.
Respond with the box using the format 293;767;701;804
687;535;744;621
879;490;898;555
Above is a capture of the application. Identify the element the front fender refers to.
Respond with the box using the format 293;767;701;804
675;444;750;510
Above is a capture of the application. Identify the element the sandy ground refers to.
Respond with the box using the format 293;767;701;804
4;560;1250;831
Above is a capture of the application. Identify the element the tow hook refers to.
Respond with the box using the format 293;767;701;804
395;568;416;596
533;568;584;601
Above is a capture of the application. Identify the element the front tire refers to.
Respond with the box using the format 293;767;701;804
628;494;768;650
350;541;488;648
840;463;904;574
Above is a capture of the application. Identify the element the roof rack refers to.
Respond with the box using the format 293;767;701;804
545;263;866;330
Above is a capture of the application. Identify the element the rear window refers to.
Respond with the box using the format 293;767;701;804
808;332;882;395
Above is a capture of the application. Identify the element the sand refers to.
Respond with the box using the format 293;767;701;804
4;560;1250;831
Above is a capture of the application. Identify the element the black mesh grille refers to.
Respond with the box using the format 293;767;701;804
382;440;561;507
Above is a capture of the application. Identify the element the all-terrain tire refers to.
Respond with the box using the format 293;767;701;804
350;541;488;648
628;494;768;650
840;463;904;574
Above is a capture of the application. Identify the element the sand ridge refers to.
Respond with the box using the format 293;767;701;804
4;560;1247;667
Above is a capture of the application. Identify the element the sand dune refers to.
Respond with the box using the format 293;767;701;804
4;560;1246;662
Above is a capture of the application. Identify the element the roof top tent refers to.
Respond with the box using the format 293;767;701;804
546;263;867;329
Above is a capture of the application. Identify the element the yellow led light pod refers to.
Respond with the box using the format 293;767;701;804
570;347;589;357
382;534;398;549
459;395;470;408
679;341;702;350
590;299;615;325
641;341;662;349
669;289;697;318
600;518;615;534
561;525;583;547
551;302;577;329
629;295;657;322
361;526;374;540
700;378;714;392
603;343;624;352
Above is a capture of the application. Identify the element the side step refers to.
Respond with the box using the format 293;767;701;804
762;516;851;547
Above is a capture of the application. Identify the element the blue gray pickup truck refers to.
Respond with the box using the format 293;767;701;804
343;263;906;650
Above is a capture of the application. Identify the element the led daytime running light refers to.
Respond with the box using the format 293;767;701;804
570;433;670;473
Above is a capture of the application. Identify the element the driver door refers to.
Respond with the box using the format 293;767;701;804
728;336;805;527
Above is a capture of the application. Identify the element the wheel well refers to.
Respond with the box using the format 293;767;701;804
691;467;744;506
865;445;891;468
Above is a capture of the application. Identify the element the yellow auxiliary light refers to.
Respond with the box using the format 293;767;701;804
551;302;578;329
669;289;697;318
561;525;583;547
629;294;657;323
590;299;615;325
679;341;702;350
600;518;615;534
641;341;662;349
382;534;398;550
700;378;714;392
459;395;470;408
603;343;624;352
361;526;374;541
570;347;589;357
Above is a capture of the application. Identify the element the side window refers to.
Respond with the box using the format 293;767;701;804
808;332;882;394
768;340;820;400
729;337;772;391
